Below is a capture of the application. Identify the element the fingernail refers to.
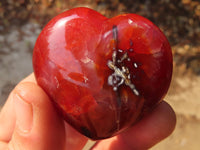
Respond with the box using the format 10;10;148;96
14;93;33;133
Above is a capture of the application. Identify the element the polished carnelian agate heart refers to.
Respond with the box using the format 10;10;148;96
33;7;173;140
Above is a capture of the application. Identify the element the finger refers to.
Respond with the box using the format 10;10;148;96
92;101;176;150
22;74;88;149
64;122;88;150
0;73;88;150
8;82;66;150
0;141;7;150
20;73;36;84
0;92;16;143
0;73;36;142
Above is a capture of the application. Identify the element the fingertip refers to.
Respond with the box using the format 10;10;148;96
153;101;176;137
14;81;49;106
13;92;33;134
92;101;176;150
11;81;66;150
119;101;176;149
20;73;36;84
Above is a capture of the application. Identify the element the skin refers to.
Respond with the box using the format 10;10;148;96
0;73;176;150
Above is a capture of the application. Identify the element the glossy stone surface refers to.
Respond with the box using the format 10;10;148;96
32;7;173;140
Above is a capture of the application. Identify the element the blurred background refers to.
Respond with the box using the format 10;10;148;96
0;0;200;149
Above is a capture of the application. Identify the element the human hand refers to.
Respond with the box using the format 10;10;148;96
0;73;176;150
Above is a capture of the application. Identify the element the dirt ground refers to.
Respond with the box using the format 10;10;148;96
0;0;200;149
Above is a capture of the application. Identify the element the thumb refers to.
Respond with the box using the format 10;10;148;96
9;82;66;150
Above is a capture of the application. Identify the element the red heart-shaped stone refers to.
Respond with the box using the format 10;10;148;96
33;7;172;140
